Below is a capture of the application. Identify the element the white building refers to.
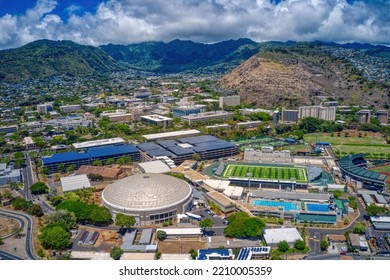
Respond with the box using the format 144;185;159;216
60;174;92;193
181;111;234;125
36;103;53;114
137;160;170;173
141;115;173;127
219;95;240;108
24;137;35;150
263;227;303;246
73;138;126;150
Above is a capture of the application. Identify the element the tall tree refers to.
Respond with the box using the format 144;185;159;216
115;213;136;229
110;247;123;260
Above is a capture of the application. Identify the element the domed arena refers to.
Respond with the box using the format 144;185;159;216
102;173;193;225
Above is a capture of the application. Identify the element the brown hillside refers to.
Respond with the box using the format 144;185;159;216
219;46;389;109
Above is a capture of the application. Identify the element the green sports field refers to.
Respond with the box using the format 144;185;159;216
222;164;308;183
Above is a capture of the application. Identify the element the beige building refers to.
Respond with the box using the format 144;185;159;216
298;106;336;121
219;95;240;108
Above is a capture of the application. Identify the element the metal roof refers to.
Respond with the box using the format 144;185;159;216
178;135;219;145
338;154;387;183
263;228;303;244
142;129;201;140
102;173;192;211
42;152;91;165
88;144;138;158
60;174;92;192
138;160;170;173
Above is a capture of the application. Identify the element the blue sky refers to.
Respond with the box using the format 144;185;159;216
0;0;389;49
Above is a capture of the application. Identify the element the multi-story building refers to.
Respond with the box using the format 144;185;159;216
172;105;207;118
101;110;132;122
281;109;299;123
236;121;263;129
181;111;234;125
219;95;240;108
273;110;280;124
0;125;18;134
239;108;273;116
358;110;371;124
36;103;53;114
60;104;82;113
141;115;173;127
42;144;140;173
73;138;126;150
298;106;336;121
0;163;21;186
376;110;388;124
129;106;154;121
24;137;35;150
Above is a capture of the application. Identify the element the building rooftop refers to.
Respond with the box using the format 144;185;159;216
138;160;170;174
60;174;92;193
141;115;173;121
102;173;192;211
263;228;302;245
73;138;126;149
142;129;201;141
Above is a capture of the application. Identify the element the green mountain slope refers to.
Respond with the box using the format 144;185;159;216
0;40;124;82
99;38;260;73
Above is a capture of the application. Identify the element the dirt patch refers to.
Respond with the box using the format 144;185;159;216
0;217;19;237
158;239;206;254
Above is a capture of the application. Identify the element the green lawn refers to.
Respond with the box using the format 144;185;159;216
333;145;390;157
304;133;387;146
222;164;308;182
369;165;390;173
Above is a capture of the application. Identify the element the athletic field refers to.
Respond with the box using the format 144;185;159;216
222;163;308;183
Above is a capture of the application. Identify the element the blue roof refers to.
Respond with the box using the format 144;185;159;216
137;142;161;151
167;146;194;156
194;140;235;152
178;135;219;145
42;152;91;165
197;249;231;260
157;140;178;148
88;144;139;158
146;149;174;157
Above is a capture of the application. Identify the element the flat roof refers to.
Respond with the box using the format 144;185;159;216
142;130;201;141
203;179;231;191
141;115;173;121
370;216;390;223
88;144;139;158
138;160;170;173
60;174;91;192
182;111;234;120
73;138;125;149
223;186;244;198
205;191;234;207
42;151;91;165
157;228;202;235
263;228;302;244
251;189;331;202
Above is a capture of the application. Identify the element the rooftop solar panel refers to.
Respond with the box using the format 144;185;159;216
157;140;178;148
42;151;91;165
178;135;218;145
137;142;162;151
88;144;138;158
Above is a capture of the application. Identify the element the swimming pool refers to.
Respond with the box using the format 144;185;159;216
252;200;300;212
306;203;329;212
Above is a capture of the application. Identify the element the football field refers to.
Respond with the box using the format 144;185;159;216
222;164;308;183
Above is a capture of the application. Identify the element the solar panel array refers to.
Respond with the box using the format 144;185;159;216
237;247;271;260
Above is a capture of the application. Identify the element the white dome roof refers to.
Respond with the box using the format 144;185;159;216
102;173;192;212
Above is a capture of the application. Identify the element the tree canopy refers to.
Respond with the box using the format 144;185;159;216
30;182;49;195
353;222;366;234
365;204;387;216
39;226;72;251
224;212;266;238
115;213;136;228
199;218;214;230
293;240;306;251
277;241;290;252
110;247;123;260
56;200;112;225
157;230;167;241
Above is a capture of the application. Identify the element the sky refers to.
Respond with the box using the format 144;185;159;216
0;0;389;49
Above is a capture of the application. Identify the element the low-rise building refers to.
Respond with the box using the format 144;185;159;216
141;115;173;127
263;228;303;246
181;111;234;125
101;110;132;122
0;125;18;134
24;137;35;150
60;104;82;113
0;163;21;186
281;109;299;123
60;174;92;193
172;105;207;118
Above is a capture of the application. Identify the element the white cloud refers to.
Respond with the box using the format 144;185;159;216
0;0;389;49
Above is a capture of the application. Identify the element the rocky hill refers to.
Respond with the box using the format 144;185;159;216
219;43;390;109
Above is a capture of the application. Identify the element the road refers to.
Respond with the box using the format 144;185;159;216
22;153;34;201
0;209;39;260
0;250;24;260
